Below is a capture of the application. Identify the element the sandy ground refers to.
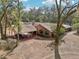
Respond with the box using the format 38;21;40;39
0;50;7;56
6;31;79;59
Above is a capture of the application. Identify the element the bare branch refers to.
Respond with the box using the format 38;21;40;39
60;1;79;16
55;0;60;14
59;9;77;28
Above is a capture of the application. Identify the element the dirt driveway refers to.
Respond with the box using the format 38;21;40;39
59;31;79;59
7;31;79;59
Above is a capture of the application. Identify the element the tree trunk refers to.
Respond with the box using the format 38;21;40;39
16;0;20;46
54;34;61;59
55;44;61;59
4;11;7;40
0;22;4;40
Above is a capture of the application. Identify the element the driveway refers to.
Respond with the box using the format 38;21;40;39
7;31;79;59
59;31;79;59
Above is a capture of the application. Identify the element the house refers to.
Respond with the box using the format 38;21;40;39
33;23;56;37
6;22;37;39
33;23;72;37
6;22;72;38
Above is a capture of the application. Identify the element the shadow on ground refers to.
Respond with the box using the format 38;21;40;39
34;36;53;41
74;33;79;36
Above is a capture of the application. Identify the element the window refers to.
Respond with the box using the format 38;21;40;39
39;30;43;34
45;31;49;35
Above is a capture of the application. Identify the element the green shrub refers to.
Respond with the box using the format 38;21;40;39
72;23;79;30
0;39;17;51
0;40;8;50
6;39;17;50
59;27;65;35
0;56;6;59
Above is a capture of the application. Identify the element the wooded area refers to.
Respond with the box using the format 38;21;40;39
0;0;79;59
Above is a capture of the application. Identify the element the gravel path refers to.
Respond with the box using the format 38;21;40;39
7;31;79;59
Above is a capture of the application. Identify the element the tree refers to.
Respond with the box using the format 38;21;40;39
52;0;79;59
0;0;24;48
16;0;20;45
9;0;24;45
0;0;9;40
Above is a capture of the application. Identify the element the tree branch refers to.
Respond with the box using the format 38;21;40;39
59;9;77;28
60;1;79;16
